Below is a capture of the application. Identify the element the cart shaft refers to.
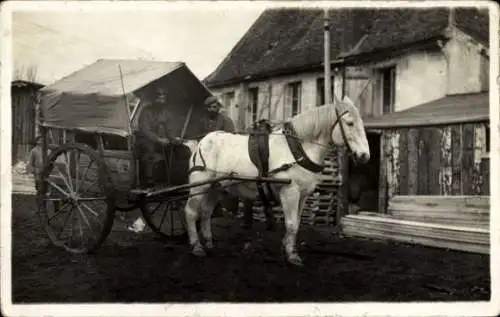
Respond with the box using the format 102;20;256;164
130;175;291;198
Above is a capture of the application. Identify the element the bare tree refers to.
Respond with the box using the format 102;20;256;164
13;64;38;82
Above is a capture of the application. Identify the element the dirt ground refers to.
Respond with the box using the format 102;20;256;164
10;194;490;303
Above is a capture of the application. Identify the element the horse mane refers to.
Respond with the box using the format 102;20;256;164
289;103;340;141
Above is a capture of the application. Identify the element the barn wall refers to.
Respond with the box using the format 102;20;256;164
11;86;38;164
379;122;490;207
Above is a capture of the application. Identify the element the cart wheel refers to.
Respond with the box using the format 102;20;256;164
140;193;188;241
37;143;115;254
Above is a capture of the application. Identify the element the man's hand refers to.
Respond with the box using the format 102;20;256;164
158;138;170;145
171;137;182;145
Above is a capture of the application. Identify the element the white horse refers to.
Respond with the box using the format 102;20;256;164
184;96;370;266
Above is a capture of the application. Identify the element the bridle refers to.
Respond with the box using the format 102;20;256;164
330;108;353;154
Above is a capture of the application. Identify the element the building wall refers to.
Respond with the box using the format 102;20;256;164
211;70;339;130
379;122;489;210
347;34;488;117
444;27;488;95
12;86;38;164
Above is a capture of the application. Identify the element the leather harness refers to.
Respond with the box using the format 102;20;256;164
189;109;352;206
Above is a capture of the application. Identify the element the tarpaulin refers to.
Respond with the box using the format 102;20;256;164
40;59;212;137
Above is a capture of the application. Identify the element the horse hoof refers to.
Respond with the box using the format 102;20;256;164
287;255;304;267
192;246;206;257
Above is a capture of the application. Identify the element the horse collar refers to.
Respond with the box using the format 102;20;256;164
283;122;324;174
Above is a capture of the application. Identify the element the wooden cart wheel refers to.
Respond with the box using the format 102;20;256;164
139;192;188;241
37;143;115;254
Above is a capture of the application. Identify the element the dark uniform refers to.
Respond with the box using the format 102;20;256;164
135;101;175;187
200;96;239;216
202;95;235;134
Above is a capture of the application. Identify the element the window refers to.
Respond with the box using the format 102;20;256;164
286;81;302;117
221;91;235;109
248;87;259;124
316;76;334;106
381;66;396;114
74;131;98;150
220;91;235;117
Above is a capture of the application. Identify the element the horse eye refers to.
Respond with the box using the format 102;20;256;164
345;120;354;127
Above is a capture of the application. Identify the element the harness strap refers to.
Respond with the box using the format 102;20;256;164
187;146;207;175
283;122;324;174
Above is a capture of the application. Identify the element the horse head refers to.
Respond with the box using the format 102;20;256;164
330;95;370;164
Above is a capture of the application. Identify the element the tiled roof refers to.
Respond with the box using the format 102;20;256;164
204;8;376;87
204;7;489;88
364;92;489;128
11;80;44;89
344;7;489;57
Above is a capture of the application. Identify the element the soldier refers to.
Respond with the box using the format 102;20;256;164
128;88;180;233
26;135;44;193
135;87;180;187
202;95;235;134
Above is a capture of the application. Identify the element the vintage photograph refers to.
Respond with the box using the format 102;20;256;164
1;0;498;316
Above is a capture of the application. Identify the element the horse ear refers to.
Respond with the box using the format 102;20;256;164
342;95;353;105
333;93;340;105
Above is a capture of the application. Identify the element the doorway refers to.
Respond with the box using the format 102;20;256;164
347;131;381;213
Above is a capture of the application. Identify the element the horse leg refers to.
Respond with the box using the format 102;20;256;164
200;190;218;250
279;184;303;266
264;204;276;231
242;199;254;229
184;189;206;257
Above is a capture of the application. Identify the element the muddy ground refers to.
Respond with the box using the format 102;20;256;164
11;194;490;303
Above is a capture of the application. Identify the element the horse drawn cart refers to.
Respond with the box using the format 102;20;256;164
36;59;290;254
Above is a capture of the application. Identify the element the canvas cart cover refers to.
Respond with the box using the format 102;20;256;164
39;59;212;137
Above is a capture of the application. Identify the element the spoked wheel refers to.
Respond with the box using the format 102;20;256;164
37;143;115;254
139;191;188;241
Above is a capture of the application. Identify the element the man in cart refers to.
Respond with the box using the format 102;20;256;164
135;87;181;187
127;87;181;233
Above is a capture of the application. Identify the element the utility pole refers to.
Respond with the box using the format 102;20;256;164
324;9;332;104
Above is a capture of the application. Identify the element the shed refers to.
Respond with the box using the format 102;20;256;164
362;92;490;213
11;80;44;164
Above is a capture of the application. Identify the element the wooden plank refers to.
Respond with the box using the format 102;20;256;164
341;225;489;254
383;214;488;229
440;126;452;195
480;158;490;195
429;127;442;195
343;214;490;234
390;195;490;208
407;128;419;195
341;223;490;248
462;123;475;195
473;124;486;195
417;129;430;194
341;216;489;244
389;130;400;197
398;128;409;195
451;125;462;194
378;133;388;213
